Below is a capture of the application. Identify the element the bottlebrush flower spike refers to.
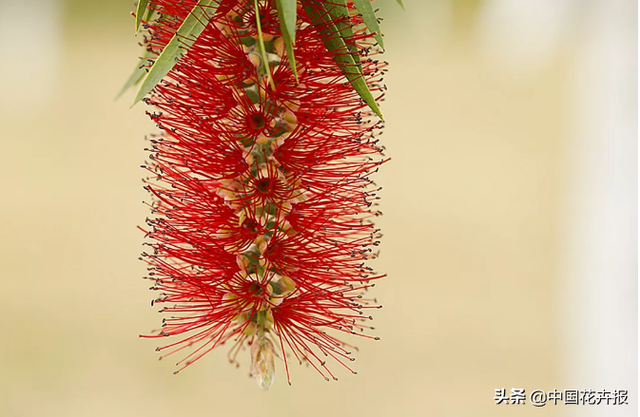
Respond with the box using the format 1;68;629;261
137;0;388;389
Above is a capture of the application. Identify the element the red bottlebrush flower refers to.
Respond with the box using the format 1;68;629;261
139;0;387;389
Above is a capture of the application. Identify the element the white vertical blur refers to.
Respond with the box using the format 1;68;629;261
476;0;578;78
475;0;637;411
560;1;637;416
0;0;62;116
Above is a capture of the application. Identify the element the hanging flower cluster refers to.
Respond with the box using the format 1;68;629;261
137;0;387;390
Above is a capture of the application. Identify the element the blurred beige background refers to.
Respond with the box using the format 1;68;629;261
0;0;636;416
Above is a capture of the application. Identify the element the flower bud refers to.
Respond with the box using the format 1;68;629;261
251;336;276;391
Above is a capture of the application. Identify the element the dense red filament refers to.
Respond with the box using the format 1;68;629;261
140;0;387;383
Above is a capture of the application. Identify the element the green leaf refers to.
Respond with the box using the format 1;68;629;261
275;0;298;80
134;0;219;104
135;0;150;33
352;0;384;48
395;0;405;9
321;0;361;70
144;3;157;23
116;48;155;99
303;3;382;118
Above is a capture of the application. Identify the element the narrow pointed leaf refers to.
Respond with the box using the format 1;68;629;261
116;48;155;99
275;0;297;42
320;0;361;70
352;0;384;48
135;0;150;33
303;3;382;118
144;3;157;23
275;0;298;79
134;0;219;104
395;0;405;10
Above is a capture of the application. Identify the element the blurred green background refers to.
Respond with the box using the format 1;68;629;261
0;1;636;416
